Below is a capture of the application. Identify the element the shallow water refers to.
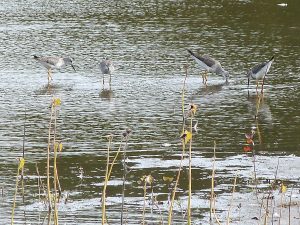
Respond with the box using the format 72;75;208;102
0;0;300;224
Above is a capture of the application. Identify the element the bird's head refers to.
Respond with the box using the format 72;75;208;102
63;57;76;72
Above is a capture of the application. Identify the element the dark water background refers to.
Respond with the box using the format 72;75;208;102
0;0;299;224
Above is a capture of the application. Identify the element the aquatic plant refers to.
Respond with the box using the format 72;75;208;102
141;174;154;225
167;64;198;225
11;157;25;225
100;129;131;225
187;103;197;225
168;64;189;224
226;171;238;225
102;134;113;225
120;128;131;224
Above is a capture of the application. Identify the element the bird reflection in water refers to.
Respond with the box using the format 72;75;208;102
99;88;113;99
35;83;59;95
246;92;273;147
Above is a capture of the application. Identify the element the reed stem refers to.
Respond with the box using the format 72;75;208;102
187;117;193;225
47;103;54;211
102;135;112;225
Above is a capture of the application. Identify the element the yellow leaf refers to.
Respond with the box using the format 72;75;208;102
53;98;61;107
163;176;174;183
181;130;192;144
280;184;287;193
18;157;25;170
59;143;63;152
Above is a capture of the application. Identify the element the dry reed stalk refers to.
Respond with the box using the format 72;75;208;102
53;108;59;225
107;139;124;180
11;165;20;225
226;171;238;225
167;63;189;225
142;180;147;225
46;103;54;211
102;135;113;225
121;129;131;225
187;116;193;225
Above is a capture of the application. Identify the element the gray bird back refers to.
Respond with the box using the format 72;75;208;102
251;62;267;74
100;61;109;74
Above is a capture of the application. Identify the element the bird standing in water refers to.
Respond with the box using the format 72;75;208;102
187;49;229;84
99;58;114;88
34;55;76;84
247;56;274;93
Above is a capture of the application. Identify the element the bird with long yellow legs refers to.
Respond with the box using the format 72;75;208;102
34;55;76;85
247;56;274;94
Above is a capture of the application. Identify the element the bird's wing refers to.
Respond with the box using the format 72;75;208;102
251;62;268;74
100;61;109;73
187;49;215;69
38;57;59;66
201;54;217;67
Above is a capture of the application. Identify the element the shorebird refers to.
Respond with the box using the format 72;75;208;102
34;55;76;84
247;56;274;93
187;49;229;84
99;58;114;86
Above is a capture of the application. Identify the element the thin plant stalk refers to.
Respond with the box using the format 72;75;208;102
278;189;284;225
168;144;185;225
259;158;280;220
11;158;25;225
226;171;238;225
53;107;58;225
11;166;20;225
210;142;222;225
47;103;54;211
107;139;124;180
153;197;164;225
212;195;222;225
55;167;62;199
288;188;293;225
120;131;130;225
21;111;26;204
167;63;189;225
47;211;52;225
187;116;193;225
142;180;147;225
102;135;112;225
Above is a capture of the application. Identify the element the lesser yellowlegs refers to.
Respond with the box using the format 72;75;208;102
247;56;274;93
187;49;229;84
34;55;76;84
99;58;114;86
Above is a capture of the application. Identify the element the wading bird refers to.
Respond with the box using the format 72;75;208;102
99;58;114;87
247;56;274;93
34;55;76;84
187;49;229;84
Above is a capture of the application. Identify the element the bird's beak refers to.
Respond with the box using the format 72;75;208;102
71;64;76;72
247;77;250;89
